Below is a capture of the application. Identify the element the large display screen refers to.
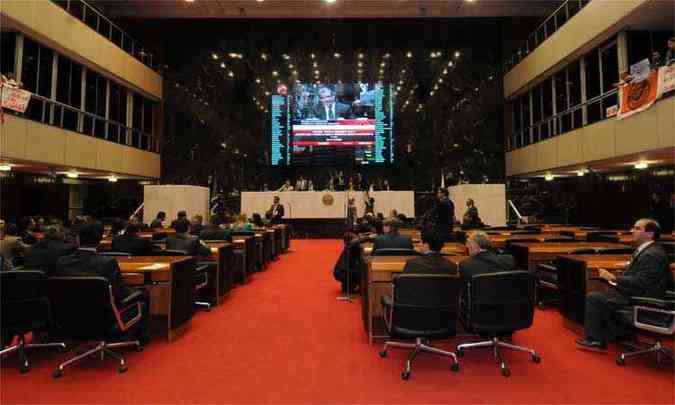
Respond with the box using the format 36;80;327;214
270;82;395;166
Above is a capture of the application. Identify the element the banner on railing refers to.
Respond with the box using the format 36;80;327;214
617;65;674;120
0;84;31;113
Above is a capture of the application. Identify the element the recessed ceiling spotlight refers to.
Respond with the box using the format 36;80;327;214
66;171;79;179
211;53;219;60
108;176;118;183
325;0;336;3
634;161;649;170
310;53;316;59
0;164;11;171
406;51;413;58
272;70;278;76
228;71;234;77
544;173;554;181
220;62;226;68
185;0;195;2
454;51;461;58
358;53;364;59
334;53;341;58
255;78;261;83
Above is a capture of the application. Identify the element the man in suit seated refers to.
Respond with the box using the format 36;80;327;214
111;224;154;256
576;218;671;352
166;220;211;256
150;211;166;229
311;87;351;120
24;224;76;275
54;224;149;343
403;230;458;275
199;217;231;241
372;218;414;251
190;214;205;236
170;211;188;229
459;231;515;282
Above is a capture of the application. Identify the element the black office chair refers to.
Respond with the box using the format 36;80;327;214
152;250;211;311
371;248;422;257
457;271;541;377
535;248;598;308
616;290;674;366
0;271;66;373
99;252;132;257
379;273;463;380
48;276;144;377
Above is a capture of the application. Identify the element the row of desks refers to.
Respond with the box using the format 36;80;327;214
114;225;289;342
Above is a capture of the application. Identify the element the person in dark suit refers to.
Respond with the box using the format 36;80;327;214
266;196;285;224
111;224;154;256
199;219;231;241
170;211;188;229
166;220;211;256
373;219;414;251
54;223;150;344
190;214;205;236
576;219;671;352
403;230;458;275
150;211;166;229
23;224;76;276
55;224;132;304
312;87;351;120
459;231;515;282
433;189;455;242
18;216;37;245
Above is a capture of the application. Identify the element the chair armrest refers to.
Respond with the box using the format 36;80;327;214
380;294;393;333
120;290;144;307
629;296;675;310
666;291;674;300
381;294;393;309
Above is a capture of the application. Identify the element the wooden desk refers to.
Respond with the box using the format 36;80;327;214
362;254;465;344
117;256;195;342
617;234;675;244
489;234;573;249
254;234;265;270
275;224;290;251
509;242;629;271
261;230;275;264
205;242;234;302
232;235;257;279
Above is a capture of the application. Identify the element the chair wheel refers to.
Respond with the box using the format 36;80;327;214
136;345;144;352
401;371;410;380
118;365;128;374
378;350;387;358
456;349;464;357
501;367;511;377
616;356;625;366
451;362;460;372
52;369;63;379
20;363;30;374
532;354;541;363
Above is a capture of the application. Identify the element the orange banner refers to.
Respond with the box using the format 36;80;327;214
617;69;659;120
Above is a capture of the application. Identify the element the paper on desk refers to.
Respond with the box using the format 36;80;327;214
139;263;166;270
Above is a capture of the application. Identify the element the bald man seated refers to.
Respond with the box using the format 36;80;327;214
458;231;515;282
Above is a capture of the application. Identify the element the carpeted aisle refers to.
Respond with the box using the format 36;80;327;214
1;239;673;404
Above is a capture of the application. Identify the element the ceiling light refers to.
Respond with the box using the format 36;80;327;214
454;51;461;58
292;70;298;75
442;69;448;75
185;0;195;2
380;62;386;67
357;62;363;67
312;62;318;68
0;164;11;172
634;161;649;170
255;78;261;83
430;91;434;96
334;53;341;58
357;69;362;74
401;69;406;74
211;53;219;60
325;0;336;3
228;71;234;77
544;173;554;181
288;64;294;68
272;71;278;76
310;53;316;59
448;61;454;67
358;53;364;59
406;51;413;58
261;53;268;60
220;62;226;68
108;176;118;183
265;91;270;96
282;54;290;60
66;172;79;179
315;70;320;75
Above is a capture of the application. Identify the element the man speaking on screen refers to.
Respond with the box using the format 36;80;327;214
312;87;351;120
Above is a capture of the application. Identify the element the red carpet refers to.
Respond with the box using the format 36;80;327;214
2;239;673;404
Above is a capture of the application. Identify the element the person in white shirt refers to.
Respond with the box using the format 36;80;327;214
278;180;294;192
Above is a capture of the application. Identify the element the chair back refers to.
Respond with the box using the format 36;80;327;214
48;276;116;340
371;248;422;257
391;273;462;339
1;270;51;335
468;271;536;333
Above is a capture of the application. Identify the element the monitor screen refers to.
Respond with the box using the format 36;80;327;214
270;82;395;166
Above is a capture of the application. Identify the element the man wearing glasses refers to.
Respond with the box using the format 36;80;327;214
576;218;670;352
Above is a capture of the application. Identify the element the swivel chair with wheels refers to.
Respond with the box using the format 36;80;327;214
379;273;463;380
48;276;144;378
616;290;674;366
457;271;541;377
0;270;66;373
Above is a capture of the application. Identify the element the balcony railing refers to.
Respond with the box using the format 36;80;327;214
6;93;157;153
508;88;618;151
504;0;591;73
50;0;159;71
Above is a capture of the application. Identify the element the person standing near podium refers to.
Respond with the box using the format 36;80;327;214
266;196;285;224
433;188;455;242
